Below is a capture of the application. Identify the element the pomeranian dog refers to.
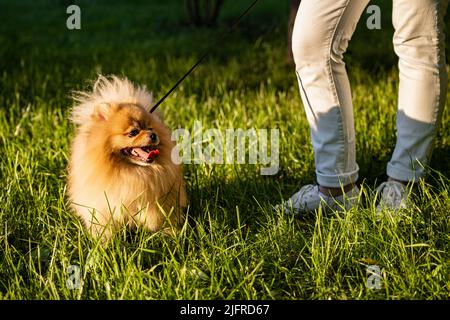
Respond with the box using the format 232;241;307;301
67;75;187;240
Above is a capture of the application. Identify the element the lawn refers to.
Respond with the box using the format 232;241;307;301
0;0;449;299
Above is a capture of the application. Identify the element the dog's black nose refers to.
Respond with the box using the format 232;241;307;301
150;133;158;142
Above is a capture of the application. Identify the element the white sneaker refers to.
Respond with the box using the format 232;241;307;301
276;184;360;215
375;180;412;213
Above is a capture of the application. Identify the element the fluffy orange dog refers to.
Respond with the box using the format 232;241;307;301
68;75;187;240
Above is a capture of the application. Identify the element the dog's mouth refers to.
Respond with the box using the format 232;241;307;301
121;145;160;164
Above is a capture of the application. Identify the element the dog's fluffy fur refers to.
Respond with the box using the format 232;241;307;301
68;75;186;240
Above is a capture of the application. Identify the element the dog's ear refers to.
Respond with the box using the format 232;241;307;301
92;103;111;121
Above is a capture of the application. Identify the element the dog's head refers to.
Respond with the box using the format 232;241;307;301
71;75;172;167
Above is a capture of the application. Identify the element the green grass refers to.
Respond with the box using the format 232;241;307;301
0;0;449;299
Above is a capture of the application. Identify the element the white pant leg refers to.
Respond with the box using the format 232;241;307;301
388;0;448;181
292;0;369;188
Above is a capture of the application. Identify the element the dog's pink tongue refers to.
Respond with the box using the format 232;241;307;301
148;149;160;159
134;147;159;160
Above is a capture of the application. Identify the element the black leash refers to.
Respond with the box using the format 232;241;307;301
150;0;260;113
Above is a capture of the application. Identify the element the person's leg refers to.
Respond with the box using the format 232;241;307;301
292;0;369;191
388;0;448;182
279;0;369;214
377;0;448;212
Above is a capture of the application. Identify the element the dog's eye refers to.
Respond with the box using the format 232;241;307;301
128;129;140;137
